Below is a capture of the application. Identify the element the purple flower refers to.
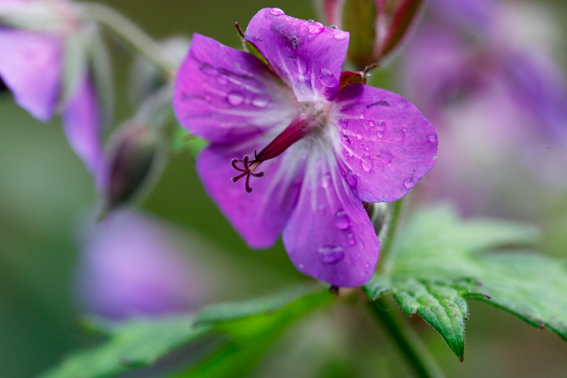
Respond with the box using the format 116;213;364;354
76;210;208;320
0;0;105;187
173;8;437;287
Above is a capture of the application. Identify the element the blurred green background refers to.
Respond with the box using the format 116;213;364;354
1;0;567;377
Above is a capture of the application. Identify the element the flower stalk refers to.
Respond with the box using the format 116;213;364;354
77;2;177;78
368;295;446;378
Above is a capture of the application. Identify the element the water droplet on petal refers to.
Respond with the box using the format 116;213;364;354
368;120;376;128
428;134;438;143
329;25;338;30
339;118;348;129
361;155;373;172
217;75;228;85
341;134;351;146
375;148;393;166
227;91;244;106
251;94;270;108
376;121;386;131
404;178;414;189
319;68;336;87
322;174;331;188
334;30;348;40
299;263;304;269
335;210;350;230
376;131;384;138
318;246;345;264
308;22;324;34
397;100;408;109
347;233;356;245
356;134;362;140
393;129;405;142
363;144;370;151
270;8;285;16
345;169;357;186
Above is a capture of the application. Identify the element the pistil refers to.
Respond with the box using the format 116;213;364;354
231;116;315;192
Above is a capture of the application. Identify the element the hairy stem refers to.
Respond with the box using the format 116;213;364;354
368;295;446;378
78;3;176;78
376;197;405;274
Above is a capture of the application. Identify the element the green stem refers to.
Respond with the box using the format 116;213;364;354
77;3;176;78
368;295;446;378
376;197;405;273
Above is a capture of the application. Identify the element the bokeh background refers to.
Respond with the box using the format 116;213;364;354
1;0;567;377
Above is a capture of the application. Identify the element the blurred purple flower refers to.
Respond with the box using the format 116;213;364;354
0;0;105;187
173;8;437;287
76;210;207;320
401;0;567;214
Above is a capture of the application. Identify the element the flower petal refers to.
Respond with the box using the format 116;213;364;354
283;154;379;287
174;33;297;144
245;8;349;102
333;84;438;203
196;139;306;248
0;29;61;121
62;75;105;189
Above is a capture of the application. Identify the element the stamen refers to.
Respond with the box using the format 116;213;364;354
231;117;315;193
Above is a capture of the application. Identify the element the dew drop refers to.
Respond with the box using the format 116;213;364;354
368;120;376;128
347;233;356;245
397;100;408;109
318;246;345;264
376;131;384;138
346;169;357;186
217;75;228;85
329;25;338;29
356;134;362;140
375;148;393;166
321;173;331;188
339;118;348;129
403;178;414;189
428;134;438;143
308;21;324;34
361;155;373;172
393;129;405;142
341;134;351;146
376;121;386;131
299;263;304;269
335;210;350;230
227;91;244;106
334;30;348;40
270;8;285;16
252;94;270;108
319;68;335;87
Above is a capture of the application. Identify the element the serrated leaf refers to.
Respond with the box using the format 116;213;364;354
364;276;489;361
175;289;334;378
38;315;211;378
363;203;565;360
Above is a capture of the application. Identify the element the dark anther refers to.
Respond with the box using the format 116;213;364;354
329;285;340;296
231;154;265;193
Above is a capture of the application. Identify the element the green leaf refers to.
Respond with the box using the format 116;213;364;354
38;315;211;378
363;203;567;360
39;286;333;378
365;276;489;361
175;288;334;378
195;285;324;326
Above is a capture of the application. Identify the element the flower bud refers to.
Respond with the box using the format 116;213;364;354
321;0;424;67
103;122;162;213
129;36;190;107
